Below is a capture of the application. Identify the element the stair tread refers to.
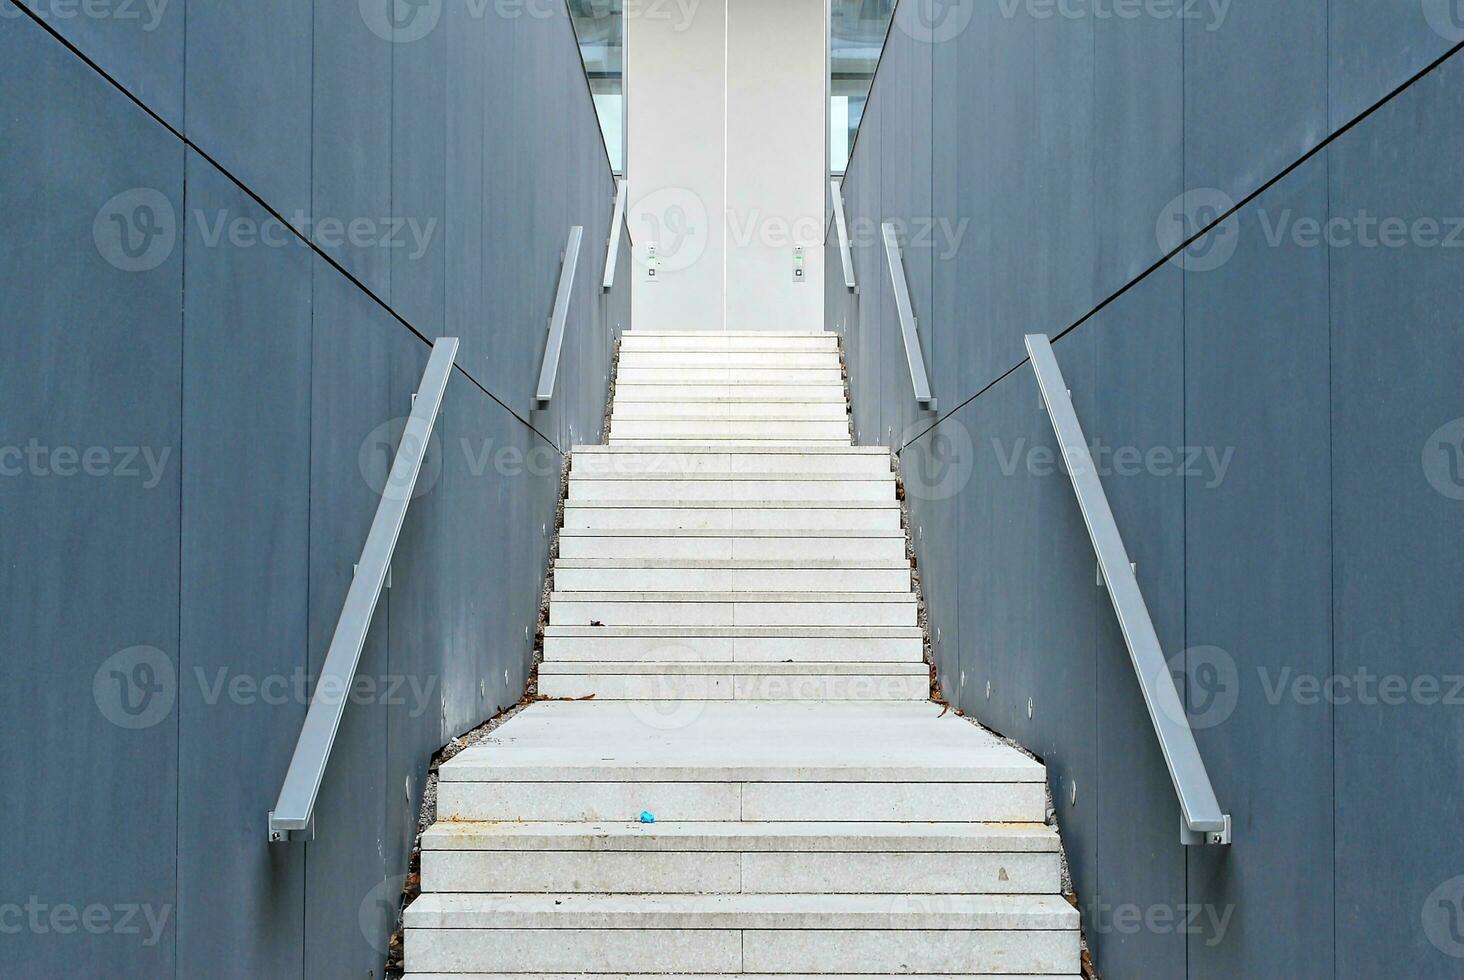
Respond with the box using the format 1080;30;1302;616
560;526;905;535
421;820;1059;851
439;702;1045;783
553;559;910;568
543;624;922;635
538;661;929;675
405;892;1079;930
551;591;916;602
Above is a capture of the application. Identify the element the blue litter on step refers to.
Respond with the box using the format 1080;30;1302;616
639;811;656;824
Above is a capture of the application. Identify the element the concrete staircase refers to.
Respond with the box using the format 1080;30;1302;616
403;331;1080;977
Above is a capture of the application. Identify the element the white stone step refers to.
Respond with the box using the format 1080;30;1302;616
404;893;1080;975
614;382;848;401
620;332;838;350
546;592;918;628
558;529;908;561
436;702;1048;824
569;475;893;503
617;351;840;369
420;820;1061;895
538;661;930;701
616;367;844;384
553;560;911;593
609;438;855;448
609;418;850;441
541;625;924;663
610;399;849;418
407;975;1076;979
562;501;902;531
571;446;889;478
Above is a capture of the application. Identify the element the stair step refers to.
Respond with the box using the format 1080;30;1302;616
569;476;893;503
404;894;1080;975
610;400;849;418
433;691;1048;816
562;503;902;531
614;382;848;400
552;562;911;592
609;419;851;440
616;368;844;384
546;592;918;627
619;333;838;350
558;529;908;561
538;661;929;701
541;625;924;663
617;351;840;369
571;447;888;478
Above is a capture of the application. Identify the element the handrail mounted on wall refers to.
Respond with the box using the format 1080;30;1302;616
1025;333;1232;846
880;221;936;411
535;225;584;408
268;337;459;842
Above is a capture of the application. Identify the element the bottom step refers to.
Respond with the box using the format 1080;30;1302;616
408;975;1077;979
405;893;1080;975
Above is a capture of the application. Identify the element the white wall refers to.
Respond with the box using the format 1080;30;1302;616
626;0;826;332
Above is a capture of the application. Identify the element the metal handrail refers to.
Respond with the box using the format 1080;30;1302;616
268;337;459;842
535;225;584;408
830;178;856;290
1025;334;1232;846
603;179;627;291
880;221;937;411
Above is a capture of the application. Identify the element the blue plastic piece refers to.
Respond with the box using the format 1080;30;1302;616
638;811;656;824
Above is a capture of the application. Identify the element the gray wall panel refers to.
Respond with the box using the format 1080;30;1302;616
184;0;313;220
839;1;1464;975
312;0;394;295
1183;158;1334;980
1330;0;1462;126
6;2;625;973
11;0;185;125
303;266;393;978
0;19;183;977
1328;59;1464;978
177;149;312;978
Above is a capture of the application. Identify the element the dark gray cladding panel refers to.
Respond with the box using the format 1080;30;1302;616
10;0;185;126
1328;55;1464;978
837;0;1464;975
0;17;183;979
4;0;625;972
177;149;313;978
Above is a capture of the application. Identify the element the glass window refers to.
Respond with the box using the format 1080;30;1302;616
830;0;896;175
568;0;625;175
